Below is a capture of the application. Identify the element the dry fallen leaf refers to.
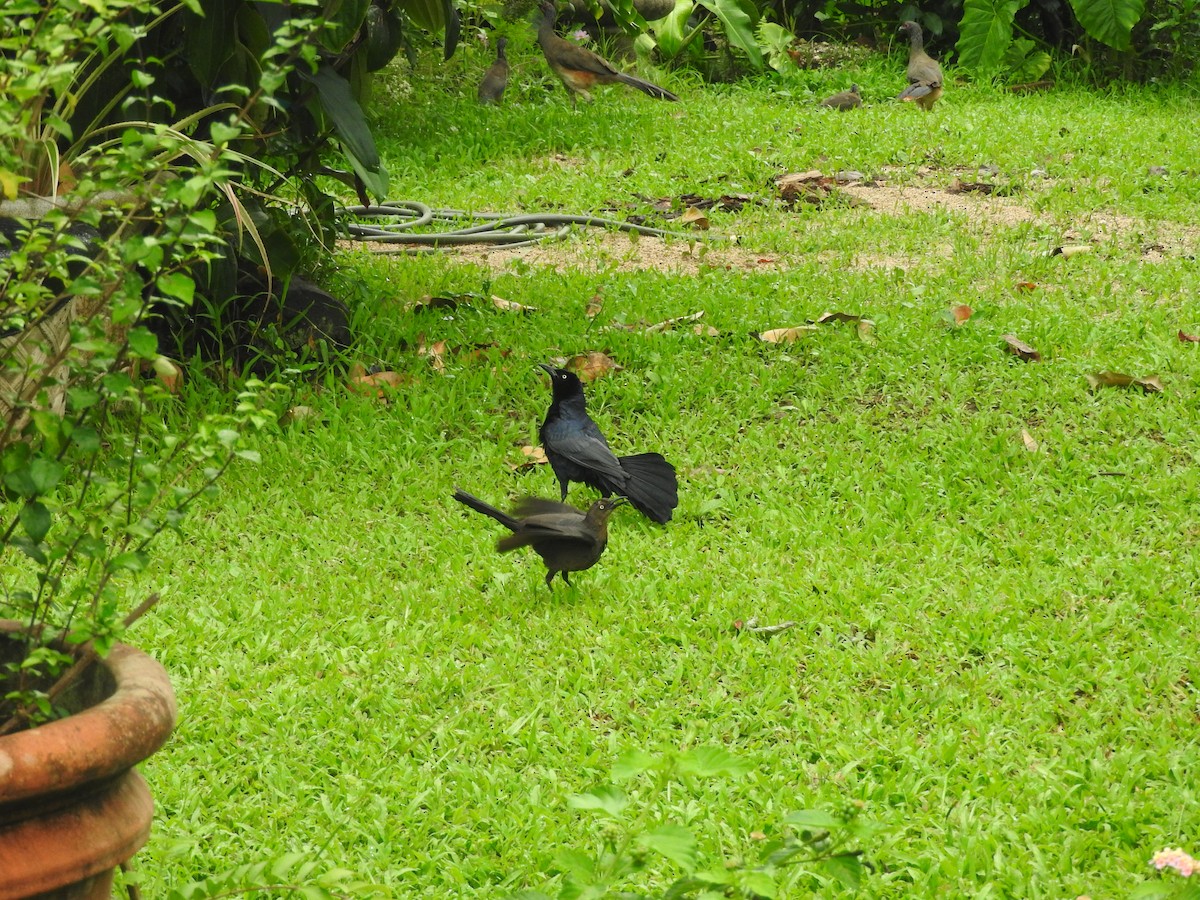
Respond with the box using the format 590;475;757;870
566;351;623;381
410;294;466;312
1053;244;1093;258
816;311;862;325
947;304;974;326
1179;330;1200;343
645;310;706;333
1021;429;1039;452
759;325;819;343
416;334;447;373
1001;334;1042;362
491;294;536;314
1015;281;1039;292
857;319;877;344
349;370;410;397
694;323;720;337
508;444;549;472
679;206;710;230
282;405;320;426
585;293;604;318
1085;371;1163;393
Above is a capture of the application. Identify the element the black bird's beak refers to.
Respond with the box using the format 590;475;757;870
612;497;629;507
536;363;555;377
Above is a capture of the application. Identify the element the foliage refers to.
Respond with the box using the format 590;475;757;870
509;748;878;898
632;0;765;73
0;0;303;727
956;0;1146;77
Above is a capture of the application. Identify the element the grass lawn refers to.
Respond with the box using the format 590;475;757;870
133;40;1200;898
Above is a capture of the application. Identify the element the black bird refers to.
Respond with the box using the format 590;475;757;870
453;489;622;587
537;364;679;524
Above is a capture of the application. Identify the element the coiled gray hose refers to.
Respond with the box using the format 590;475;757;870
339;200;709;252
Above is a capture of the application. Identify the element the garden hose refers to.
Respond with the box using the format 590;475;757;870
338;200;711;252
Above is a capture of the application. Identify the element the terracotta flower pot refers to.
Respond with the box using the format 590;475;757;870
0;625;177;899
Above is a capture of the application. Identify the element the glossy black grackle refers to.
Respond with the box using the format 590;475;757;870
452;489;621;587
537;364;678;524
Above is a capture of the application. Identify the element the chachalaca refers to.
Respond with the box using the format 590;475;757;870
820;84;862;110
536;1;678;106
452;489;622;587
478;36;510;104
537;363;679;524
896;21;942;110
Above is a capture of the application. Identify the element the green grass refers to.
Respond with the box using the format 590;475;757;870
132;47;1200;898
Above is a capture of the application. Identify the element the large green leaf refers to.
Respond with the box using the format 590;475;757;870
301;65;388;199
955;0;1026;71
1068;0;1144;49
648;0;696;59
695;0;761;67
184;0;239;87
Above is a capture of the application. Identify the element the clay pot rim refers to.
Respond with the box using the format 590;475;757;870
0;621;177;808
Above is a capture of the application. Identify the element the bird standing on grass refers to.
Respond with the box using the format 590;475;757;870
896;20;943;110
536;0;678;106
537;364;679;524
453;489;622;588
820;84;862;110
478;36;510;104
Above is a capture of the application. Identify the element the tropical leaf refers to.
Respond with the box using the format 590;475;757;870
1004;38;1052;81
1068;0;1145;49
956;0;1026;70
696;0;762;67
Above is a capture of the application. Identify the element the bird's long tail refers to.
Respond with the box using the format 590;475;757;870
453;489;519;532
614;73;679;102
616;452;679;524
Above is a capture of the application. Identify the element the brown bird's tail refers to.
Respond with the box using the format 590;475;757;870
616;452;679;523
453;489;519;531
613;73;679;101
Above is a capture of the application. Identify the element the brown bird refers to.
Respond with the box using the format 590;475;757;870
536;0;678;106
897;21;943;110
452;489;623;588
478;36;510;104
820;83;862;110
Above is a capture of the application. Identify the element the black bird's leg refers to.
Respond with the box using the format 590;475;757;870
562;571;572;586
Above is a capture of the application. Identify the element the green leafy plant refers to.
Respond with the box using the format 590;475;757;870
956;0;1144;77
0;0;299;728
636;0;764;73
510;747;879;898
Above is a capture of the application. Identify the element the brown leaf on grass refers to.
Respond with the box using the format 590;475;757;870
1001;334;1042;362
645;310;706;333
1015;281;1039;292
347;361;367;380
946;305;973;326
508;445;549;472
694;322;720;337
1021;429;1039;452
410;293;468;312
816;311;862;325
1052;244;1092;258
1085;371;1163;393
947;177;999;195
491;294;536;314
416;334;447;373
350;370;411;397
758;325;819;343
1179;330;1200;343
282;405;321;426
679;206;710;230
566;351;623;381
585;293;604;318
857;319;877;344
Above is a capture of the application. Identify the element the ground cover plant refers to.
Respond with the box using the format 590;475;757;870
129;44;1200;898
